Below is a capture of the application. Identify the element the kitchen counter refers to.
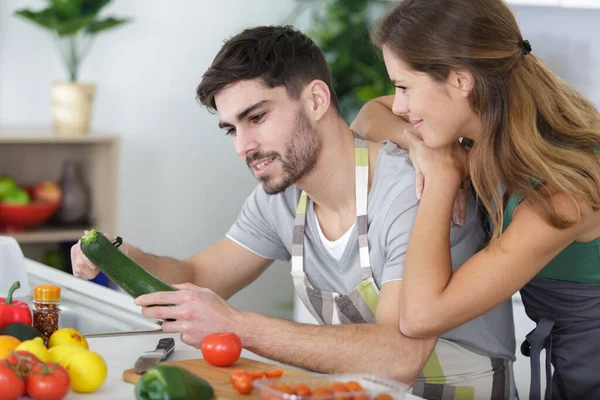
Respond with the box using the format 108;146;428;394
63;331;425;400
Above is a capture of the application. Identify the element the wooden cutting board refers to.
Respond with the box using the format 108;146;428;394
123;357;311;399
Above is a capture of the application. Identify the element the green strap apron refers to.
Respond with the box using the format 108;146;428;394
290;134;512;400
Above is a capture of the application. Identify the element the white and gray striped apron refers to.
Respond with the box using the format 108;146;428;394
290;135;512;400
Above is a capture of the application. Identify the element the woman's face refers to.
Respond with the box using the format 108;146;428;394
382;45;481;147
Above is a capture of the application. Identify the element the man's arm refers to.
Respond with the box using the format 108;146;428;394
72;185;285;299
138;280;436;386
125;238;274;299
350;95;411;149
238;281;436;385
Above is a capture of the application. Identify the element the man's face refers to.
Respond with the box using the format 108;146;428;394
215;79;320;194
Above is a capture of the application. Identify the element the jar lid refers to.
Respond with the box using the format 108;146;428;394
33;284;61;302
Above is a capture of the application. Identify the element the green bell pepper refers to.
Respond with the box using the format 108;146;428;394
135;364;214;400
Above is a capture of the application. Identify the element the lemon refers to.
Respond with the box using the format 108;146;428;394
15;337;50;362
48;343;87;365
48;328;89;350
64;350;107;393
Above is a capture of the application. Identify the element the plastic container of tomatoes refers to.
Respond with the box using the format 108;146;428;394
253;373;411;400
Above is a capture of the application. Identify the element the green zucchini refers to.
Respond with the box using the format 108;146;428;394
79;229;175;298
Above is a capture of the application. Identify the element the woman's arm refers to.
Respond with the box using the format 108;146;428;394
350;95;411;149
400;135;596;338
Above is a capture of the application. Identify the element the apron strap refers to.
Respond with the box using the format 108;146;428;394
353;135;373;280
521;317;554;400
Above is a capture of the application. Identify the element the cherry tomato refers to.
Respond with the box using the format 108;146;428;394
353;394;370;400
201;332;242;367
374;394;393;400
27;362;70;400
344;381;363;392
331;382;353;400
277;384;295;395
230;369;250;384
4;350;41;378
232;373;254;394
264;368;284;378
294;383;313;397
0;362;24;400
313;386;334;400
249;370;265;380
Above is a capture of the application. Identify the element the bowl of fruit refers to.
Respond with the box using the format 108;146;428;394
0;178;62;232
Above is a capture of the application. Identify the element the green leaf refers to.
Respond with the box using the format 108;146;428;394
50;0;83;19
55;14;96;36
14;9;58;31
290;0;395;120
87;17;130;34
80;0;112;17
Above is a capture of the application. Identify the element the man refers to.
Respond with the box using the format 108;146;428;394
71;25;516;396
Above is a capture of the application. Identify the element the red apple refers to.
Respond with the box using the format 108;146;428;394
33;181;61;204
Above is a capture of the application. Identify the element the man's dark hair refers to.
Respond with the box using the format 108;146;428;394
196;25;339;113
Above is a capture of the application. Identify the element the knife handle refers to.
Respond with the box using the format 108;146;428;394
156;338;175;358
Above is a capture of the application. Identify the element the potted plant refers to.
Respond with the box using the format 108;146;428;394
15;0;131;136
289;0;394;121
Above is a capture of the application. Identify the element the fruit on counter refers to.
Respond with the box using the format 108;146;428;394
48;328;89;350
0;361;25;400
230;367;284;395
264;368;284;378
32;181;61;204
201;332;242;367
2;187;30;204
16;337;50;362
4;350;41;378
48;344;86;365
135;364;214;400
0;323;42;342
26;362;70;400
0;281;33;331
257;380;391;400
0;335;21;359
79;229;176;298
62;350;106;393
0;177;18;199
230;370;254;395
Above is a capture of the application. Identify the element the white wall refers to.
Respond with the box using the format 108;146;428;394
0;0;307;319
512;4;600;109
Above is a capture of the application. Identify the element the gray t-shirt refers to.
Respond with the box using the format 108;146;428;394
227;141;516;361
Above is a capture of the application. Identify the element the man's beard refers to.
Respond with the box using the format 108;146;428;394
246;109;320;195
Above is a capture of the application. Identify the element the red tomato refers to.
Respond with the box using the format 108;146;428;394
232;374;254;394
4;350;41;378
264;368;284;378
0;362;24;400
294;383;312;397
344;381;363;392
27;362;70;400
230;369;250;384
248;370;265;380
201;332;242;367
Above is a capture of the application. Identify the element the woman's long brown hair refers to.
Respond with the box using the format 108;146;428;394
373;0;600;238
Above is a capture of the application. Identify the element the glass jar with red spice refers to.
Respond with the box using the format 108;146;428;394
32;284;61;346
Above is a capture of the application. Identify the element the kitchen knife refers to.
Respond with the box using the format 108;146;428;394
134;337;175;374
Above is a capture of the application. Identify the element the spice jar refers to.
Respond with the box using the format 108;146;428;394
32;284;61;346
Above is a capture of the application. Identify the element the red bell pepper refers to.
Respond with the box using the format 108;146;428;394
0;281;32;330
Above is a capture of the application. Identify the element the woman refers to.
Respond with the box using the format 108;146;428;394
353;1;600;399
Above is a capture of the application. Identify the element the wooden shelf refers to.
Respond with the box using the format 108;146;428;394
0;126;119;144
3;226;91;244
